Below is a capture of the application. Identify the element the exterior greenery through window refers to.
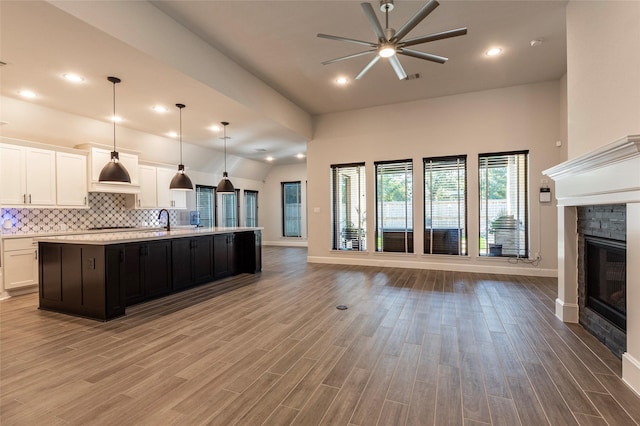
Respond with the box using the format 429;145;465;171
195;185;215;227
282;181;302;237
331;163;366;251
424;155;467;255
244;190;258;227
479;151;529;257
375;160;413;253
217;189;240;227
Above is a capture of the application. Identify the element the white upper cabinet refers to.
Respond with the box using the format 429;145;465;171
0;144;56;206
56;152;88;206
87;147;140;193
137;165;158;208
156;167;187;209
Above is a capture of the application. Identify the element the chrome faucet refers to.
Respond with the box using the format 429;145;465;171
158;209;170;231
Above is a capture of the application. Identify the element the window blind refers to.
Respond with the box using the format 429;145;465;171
217;189;239;227
479;151;529;257
282;181;302;237
375;159;413;253
196;185;215;228
244;190;258;227
330;163;366;251
424;155;467;255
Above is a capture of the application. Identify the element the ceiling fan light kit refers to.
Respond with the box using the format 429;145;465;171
318;0;467;80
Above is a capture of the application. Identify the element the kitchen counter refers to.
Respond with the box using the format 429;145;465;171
38;227;262;320
36;227;262;245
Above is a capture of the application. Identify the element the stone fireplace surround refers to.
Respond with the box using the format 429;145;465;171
544;134;640;396
577;205;627;358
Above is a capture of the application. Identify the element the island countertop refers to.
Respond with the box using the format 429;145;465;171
36;227;263;245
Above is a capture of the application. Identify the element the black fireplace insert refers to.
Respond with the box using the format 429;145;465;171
585;236;626;331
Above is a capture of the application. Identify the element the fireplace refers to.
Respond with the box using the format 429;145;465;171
543;134;640;395
577;205;627;358
585;236;626;331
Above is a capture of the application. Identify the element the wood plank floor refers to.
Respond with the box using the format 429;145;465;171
1;246;639;425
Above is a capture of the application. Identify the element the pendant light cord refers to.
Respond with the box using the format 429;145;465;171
112;80;116;152
179;107;183;165
224;124;227;173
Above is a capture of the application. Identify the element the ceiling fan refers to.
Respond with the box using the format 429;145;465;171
318;0;467;80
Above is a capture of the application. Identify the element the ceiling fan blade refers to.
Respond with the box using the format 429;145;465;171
317;33;377;48
388;55;408;80
321;50;376;65
355;55;381;80
399;48;448;64
361;2;386;41
401;27;468;48
393;0;440;42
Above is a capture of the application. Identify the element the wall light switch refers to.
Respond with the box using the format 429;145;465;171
313;207;321;213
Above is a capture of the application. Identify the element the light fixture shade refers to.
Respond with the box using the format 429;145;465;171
170;164;193;190
100;76;130;183
99;151;131;183
216;171;235;193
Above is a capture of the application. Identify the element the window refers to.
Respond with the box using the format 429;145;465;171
282;181;302;237
217;189;240;227
196;185;215;227
375;160;413;253
331;163;366;251
424;155;467;255
479;151;529;257
244;190;258;227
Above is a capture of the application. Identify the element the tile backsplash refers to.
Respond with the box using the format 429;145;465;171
1;193;180;235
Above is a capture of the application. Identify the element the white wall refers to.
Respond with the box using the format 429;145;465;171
565;0;640;395
261;162;308;246
566;1;640;158
307;81;563;276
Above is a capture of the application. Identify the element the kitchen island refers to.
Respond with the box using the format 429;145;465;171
37;227;261;320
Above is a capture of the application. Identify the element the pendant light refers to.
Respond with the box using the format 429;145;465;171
99;76;131;183
169;103;194;190
216;121;235;193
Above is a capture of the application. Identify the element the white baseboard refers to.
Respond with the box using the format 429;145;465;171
555;298;579;323
623;353;640;397
264;240;308;247
306;255;557;277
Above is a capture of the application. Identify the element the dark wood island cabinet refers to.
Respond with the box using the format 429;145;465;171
38;228;262;321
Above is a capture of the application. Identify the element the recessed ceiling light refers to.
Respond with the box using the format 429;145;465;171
63;73;84;83
210;124;221;132
152;105;168;113
266;156;274;162
336;76;349;85
485;47;502;57
111;115;122;123
18;89;37;99
167;131;178;138
296;153;306;159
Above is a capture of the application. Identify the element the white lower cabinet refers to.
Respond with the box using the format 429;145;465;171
3;238;38;290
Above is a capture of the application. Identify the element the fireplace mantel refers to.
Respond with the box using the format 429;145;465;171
544;134;640;396
544;134;640;206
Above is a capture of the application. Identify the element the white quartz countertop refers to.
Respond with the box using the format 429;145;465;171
36;227;262;245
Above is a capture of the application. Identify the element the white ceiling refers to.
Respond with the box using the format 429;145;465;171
0;0;567;166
